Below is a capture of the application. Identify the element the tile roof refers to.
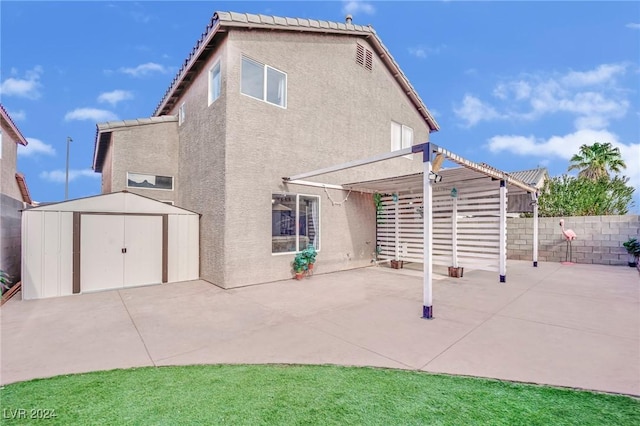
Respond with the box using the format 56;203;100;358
153;11;439;132
508;168;548;188
0;104;28;146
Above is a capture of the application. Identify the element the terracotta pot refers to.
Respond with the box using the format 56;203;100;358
391;260;404;269
448;266;464;278
295;272;305;280
308;263;314;271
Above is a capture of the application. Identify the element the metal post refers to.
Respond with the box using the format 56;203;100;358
499;180;507;282
533;201;539;267
65;136;72;200
422;145;433;319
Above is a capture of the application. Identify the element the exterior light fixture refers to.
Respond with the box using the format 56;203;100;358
428;171;442;183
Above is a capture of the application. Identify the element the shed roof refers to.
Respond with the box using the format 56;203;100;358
26;191;199;215
153;11;439;132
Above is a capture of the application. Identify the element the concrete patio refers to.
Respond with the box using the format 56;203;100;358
1;260;638;395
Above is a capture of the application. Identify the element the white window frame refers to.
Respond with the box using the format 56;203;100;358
208;60;221;106
241;56;287;109
126;172;174;191
271;193;321;255
391;121;414;159
178;102;185;126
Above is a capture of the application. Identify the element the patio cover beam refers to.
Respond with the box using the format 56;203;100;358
284;146;417;182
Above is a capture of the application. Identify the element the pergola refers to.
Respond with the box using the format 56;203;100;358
283;142;540;319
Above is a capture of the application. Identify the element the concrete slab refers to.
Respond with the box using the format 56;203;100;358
1;261;638;397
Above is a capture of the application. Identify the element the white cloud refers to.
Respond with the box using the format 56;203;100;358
408;45;444;59
456;63;630;128
97;89;134;106
0;66;43;99
64;108;118;122
7;109;26;121
119;62;168;77
342;1;375;16
487;129;640;188
561;63;626;87
493;81;531;100
626;23;640;29
453;94;504;127
39;169;99;183
18;138;56;157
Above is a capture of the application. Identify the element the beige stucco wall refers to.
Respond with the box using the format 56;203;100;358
101;141;113;194
163;29;433;288
169;38;229;287
0;127;24;281
0;128;23;201
108;121;179;203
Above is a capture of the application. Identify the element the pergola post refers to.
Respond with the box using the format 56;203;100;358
452;196;458;268
533;201;539;267
422;146;434;319
394;193;400;263
499;180;507;283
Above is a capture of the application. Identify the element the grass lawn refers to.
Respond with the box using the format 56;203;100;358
1;364;638;425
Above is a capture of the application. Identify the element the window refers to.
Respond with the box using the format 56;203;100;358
391;121;413;158
241;57;287;108
178;103;185;126
208;61;221;105
272;193;320;254
127;172;174;190
0;130;2;159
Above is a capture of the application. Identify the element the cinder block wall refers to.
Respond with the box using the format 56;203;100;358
507;215;640;265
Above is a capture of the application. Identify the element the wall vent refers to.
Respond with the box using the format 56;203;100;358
356;43;373;71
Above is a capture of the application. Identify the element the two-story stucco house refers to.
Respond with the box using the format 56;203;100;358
1;104;32;285
93;11;440;289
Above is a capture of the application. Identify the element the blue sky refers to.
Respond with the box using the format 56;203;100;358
2;1;639;209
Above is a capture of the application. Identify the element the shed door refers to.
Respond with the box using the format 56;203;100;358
80;215;162;293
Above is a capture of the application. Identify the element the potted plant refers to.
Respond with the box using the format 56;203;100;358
302;246;317;271
292;253;308;280
622;237;640;267
0;270;11;295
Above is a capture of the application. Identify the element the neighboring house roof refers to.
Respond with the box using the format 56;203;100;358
15;172;33;205
152;11;440;132
93;116;178;172
0;104;28;146
508;168;548;189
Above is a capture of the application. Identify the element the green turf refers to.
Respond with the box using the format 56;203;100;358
1;365;638;425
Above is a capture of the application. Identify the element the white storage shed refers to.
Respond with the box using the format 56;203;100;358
22;191;199;300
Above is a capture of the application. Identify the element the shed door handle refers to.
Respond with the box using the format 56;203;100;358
122;248;127;254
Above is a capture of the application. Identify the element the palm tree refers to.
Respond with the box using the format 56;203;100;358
568;142;626;180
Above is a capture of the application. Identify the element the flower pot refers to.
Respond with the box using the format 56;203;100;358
308;263;314;271
448;266;464;278
391;260;404;269
294;271;305;280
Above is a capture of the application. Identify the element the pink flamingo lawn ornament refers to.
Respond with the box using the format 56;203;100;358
559;219;577;265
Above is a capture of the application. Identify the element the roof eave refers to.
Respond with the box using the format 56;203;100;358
0;104;28;146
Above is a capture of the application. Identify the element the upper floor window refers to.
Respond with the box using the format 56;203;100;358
391;121;413;158
208;61;221;105
127;172;174;191
178;103;185;126
241;57;287;108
